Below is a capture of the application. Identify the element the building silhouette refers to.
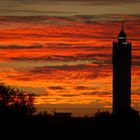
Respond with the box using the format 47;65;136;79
112;25;132;114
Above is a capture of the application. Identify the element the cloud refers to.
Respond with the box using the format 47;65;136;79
87;72;111;80
75;86;97;90
0;15;139;25
27;64;112;80
60;94;78;97
7;75;33;81
81;91;111;96
8;52;111;63
28;65;88;74
4;63;112;83
0;9;75;15
12;85;46;94
0;15;139;47
1;0;140;16
28;66;55;74
1;0;140;5
28;63;111;74
0;44;43;49
48;86;64;90
74;14;140;23
86;65;111;79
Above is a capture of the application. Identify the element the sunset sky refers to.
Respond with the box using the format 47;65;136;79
0;0;140;116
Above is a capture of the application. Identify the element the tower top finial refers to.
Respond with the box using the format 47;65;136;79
118;22;126;43
121;21;124;30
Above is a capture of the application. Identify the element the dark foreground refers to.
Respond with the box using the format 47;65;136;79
0;110;140;139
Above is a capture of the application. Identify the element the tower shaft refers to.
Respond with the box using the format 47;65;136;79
112;27;132;115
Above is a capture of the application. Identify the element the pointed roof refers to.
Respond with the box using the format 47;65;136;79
118;23;126;37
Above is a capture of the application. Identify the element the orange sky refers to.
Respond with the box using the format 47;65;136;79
0;15;140;116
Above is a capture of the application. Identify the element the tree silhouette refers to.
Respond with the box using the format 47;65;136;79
0;83;36;116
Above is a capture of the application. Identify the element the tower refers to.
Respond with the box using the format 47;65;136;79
112;25;132;115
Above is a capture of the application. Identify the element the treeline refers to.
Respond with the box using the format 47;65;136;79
0;83;35;116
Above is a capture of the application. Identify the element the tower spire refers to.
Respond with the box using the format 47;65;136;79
121;21;124;30
118;22;126;43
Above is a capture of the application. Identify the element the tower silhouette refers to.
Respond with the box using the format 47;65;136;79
112;25;132;115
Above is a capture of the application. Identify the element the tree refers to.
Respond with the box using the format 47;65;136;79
0;83;36;116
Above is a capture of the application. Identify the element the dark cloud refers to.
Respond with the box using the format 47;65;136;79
29;65;88;73
1;0;140;5
4;44;111;63
0;0;77;16
12;85;46;94
5;63;112;83
29;67;54;74
0;9;75;15
81;91;111;96
133;55;140;60
48;86;64;90
8;76;32;81
6;64;105;81
0;15;138;24
87;72;111;80
47;43;111;50
132;55;140;66
60;94;78;97
0;44;43;49
0;16;44;22
75;86;97;90
0;0;140;16
74;14;140;23
49;64;90;71
28;64;111;79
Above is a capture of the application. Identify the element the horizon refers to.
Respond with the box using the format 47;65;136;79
0;1;140;116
